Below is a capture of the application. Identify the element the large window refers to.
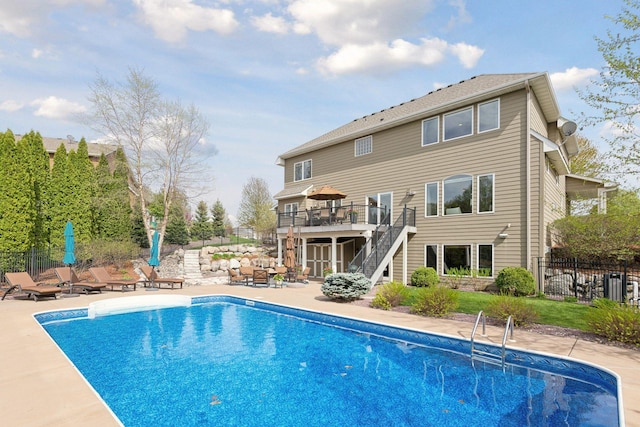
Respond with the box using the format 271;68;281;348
425;245;437;270
443;174;472;215
477;244;493;277
422;117;439;146
478;99;499;133
425;182;438;216
355;135;372;156
477;174;494;213
294;159;311;182
444;245;471;274
284;203;298;215
444;107;472;141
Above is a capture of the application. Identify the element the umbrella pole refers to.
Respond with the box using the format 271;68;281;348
62;265;80;298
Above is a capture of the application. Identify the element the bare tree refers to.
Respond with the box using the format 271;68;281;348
87;68;211;252
237;176;276;238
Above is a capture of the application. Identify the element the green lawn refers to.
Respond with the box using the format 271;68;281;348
405;289;593;331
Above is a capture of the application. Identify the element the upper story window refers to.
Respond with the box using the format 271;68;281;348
422;117;439;146
443;174;472;215
444;107;473;141
355;135;373;156
478;99;500;133
425;182;438;216
284;203;298;214
477;174;494;213
294;159;312;182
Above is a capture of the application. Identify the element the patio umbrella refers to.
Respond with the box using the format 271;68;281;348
147;230;160;291
307;185;347;200
62;221;78;296
284;226;295;270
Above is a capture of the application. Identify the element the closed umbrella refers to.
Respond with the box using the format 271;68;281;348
284;226;295;272
147;230;160;291
62;221;78;297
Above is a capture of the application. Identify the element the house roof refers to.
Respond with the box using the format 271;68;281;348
273;183;313;200
277;72;560;162
16;135;119;158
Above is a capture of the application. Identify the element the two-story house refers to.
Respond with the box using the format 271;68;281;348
274;73;612;285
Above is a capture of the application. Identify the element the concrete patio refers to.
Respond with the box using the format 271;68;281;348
1;281;638;426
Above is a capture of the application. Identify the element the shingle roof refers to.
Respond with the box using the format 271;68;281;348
278;73;557;160
16;135;119;158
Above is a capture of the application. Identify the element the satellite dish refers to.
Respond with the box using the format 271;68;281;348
557;118;577;137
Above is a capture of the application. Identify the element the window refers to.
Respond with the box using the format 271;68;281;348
425;182;438;216
443;174;472;215
444;107;472;141
355;135;372;156
478;99;499;133
294;159;311;182
478;174;494;213
477;244;493;277
422;117;439;146
284;203;298;215
425;245;437;270
444;245;471;274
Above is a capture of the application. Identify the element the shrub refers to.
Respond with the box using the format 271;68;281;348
442;267;469;289
410;267;440;287
370;281;410;310
485;294;539;326
85;239;140;269
586;302;640;346
495;267;535;296
321;273;371;301
410;286;458;317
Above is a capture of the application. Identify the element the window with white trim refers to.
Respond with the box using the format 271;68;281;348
443;174;472;215
477;244;493;277
422;117;439;146
443;244;471;274
294;159;312;182
477;174;494;213
425;182;438;216
355;135;372;156
284;203;298;215
425;244;437;271
444;107;473;141
478;99;500;133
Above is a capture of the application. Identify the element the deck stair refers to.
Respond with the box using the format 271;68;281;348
470;311;515;367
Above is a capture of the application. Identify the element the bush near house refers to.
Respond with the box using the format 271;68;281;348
370;281;411;310
321;273;371;301
485;294;539;327
586;299;640;346
410;286;458;317
410;266;440;287
495;267;536;296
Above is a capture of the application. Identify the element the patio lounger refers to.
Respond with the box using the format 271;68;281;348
2;272;62;302
89;267;138;292
54;267;107;294
140;266;184;289
252;269;269;287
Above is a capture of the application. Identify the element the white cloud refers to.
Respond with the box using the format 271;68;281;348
0;100;24;112
251;12;289;34
31;48;43;59
550;67;598;91
30;96;86;119
317;37;483;76
133;0;239;43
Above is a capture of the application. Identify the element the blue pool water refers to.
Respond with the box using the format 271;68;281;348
37;296;620;426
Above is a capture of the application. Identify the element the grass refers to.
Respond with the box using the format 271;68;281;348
404;288;593;331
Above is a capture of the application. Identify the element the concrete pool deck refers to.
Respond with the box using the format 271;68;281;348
1;281;639;426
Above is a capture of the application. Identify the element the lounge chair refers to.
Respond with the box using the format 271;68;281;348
296;267;311;283
54;267;107;294
228;269;245;285
2;272;62;301
252;269;269;287
139;266;184;289
239;266;254;285
89;267;138;292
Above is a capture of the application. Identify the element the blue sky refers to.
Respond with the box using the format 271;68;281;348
0;0;624;223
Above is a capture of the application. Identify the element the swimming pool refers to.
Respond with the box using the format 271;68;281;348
37;295;622;426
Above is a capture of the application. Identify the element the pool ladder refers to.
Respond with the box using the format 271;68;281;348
470;310;514;367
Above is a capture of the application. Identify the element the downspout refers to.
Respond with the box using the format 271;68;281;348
525;81;532;269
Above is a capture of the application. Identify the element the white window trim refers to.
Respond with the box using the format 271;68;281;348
354;135;373;157
443;106;473;142
293;159;312;182
424;182;439;217
442;243;472;276
421;116;439;146
477;243;494;278
477;173;495;214
477;98;500;134
443;174;473;215
284;203;299;214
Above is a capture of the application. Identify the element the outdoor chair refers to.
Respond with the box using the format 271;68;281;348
334;207;348;223
296;267;311;283
2;272;62;302
228;269;245;285
89;267;138;292
239;266;254;285
252;269;269;287
54;267;106;295
140;266;184;289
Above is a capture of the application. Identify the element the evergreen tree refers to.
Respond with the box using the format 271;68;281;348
190;200;212;242
48;144;72;247
165;202;190;245
0;130;34;251
68;139;96;244
94;149;132;240
210;199;227;237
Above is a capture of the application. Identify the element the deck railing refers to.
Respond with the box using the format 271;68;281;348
277;203;387;228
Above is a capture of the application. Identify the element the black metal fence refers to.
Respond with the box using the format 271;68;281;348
536;257;640;304
0;248;68;283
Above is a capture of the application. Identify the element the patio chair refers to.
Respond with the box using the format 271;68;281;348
334;207;348;223
228;269;245;285
89;267;138;292
54;267;107;295
239;266;254;285
252;269;269;287
296;267;311;283
139;266;184;289
2;272;62;302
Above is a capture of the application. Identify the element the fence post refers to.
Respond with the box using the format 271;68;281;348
573;257;578;298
